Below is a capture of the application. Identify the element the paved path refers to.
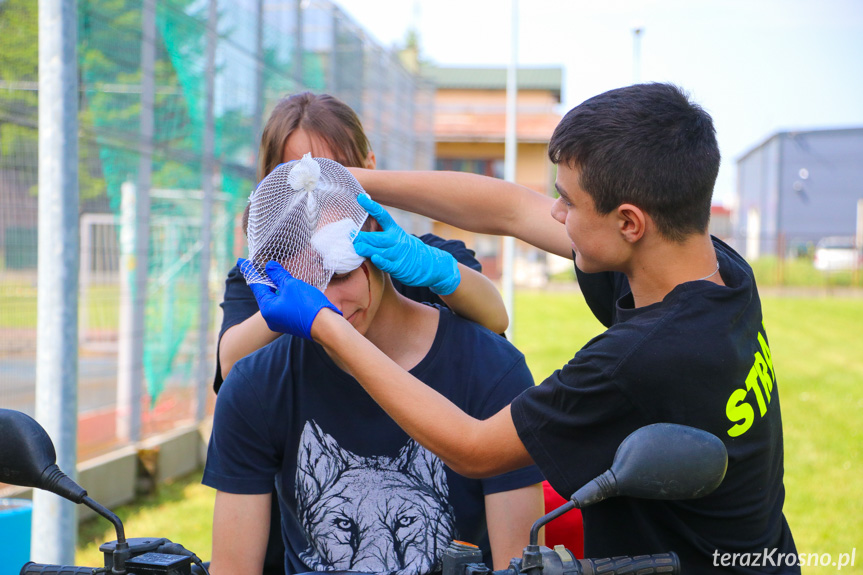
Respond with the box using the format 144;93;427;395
0;355;213;459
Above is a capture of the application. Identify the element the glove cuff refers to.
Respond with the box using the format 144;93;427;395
429;257;461;296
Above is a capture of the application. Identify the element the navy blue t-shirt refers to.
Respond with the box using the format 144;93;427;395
511;238;798;574
213;233;482;393
204;306;543;574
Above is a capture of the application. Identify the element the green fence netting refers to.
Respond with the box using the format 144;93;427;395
0;0;432;435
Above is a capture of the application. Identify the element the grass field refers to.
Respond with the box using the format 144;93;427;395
749;257;862;288
2;255;857;329
0;277;120;330
75;289;863;572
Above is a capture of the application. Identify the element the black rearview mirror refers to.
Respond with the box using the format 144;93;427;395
0;408;87;503
0;408;58;488
529;423;727;545
572;423;728;508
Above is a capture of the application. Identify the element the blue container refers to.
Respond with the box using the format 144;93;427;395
0;498;32;574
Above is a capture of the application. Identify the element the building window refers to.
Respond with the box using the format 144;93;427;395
435;158;504;179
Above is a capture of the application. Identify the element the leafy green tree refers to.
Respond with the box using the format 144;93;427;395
0;0;106;200
0;0;37;82
0;0;38;180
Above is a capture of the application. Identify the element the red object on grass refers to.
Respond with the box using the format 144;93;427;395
542;480;584;558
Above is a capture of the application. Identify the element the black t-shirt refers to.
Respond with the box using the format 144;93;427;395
511;238;799;574
213;233;482;393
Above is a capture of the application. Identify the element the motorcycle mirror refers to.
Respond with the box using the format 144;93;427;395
0;408;58;488
0;408;130;570
529;423;727;546
0;408;87;503
571;423;728;508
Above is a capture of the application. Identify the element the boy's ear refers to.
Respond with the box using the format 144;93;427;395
617;203;647;243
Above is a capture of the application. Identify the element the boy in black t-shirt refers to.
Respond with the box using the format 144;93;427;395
249;83;799;574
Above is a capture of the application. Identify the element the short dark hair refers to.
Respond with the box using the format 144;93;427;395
548;83;720;241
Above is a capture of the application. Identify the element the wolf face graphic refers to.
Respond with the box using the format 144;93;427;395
295;420;457;575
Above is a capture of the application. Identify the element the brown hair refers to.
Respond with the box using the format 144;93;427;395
256;91;371;181
245;92;372;234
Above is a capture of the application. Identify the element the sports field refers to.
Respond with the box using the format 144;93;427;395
75;288;863;572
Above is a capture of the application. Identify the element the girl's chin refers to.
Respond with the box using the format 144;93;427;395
346;310;365;328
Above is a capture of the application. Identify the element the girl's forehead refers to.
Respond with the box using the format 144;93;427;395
283;128;336;163
323;263;368;295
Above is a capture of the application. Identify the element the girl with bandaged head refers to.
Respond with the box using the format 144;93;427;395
205;147;544;575
216;92;507;389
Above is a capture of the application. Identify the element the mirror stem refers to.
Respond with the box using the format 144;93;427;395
83;496;129;574
83;495;126;543
529;500;576;546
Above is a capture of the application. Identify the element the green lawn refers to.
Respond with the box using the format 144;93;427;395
75;289;863;572
758;297;862;559
0;277;38;329
0;279;119;330
750;256;862;288
1;255;854;330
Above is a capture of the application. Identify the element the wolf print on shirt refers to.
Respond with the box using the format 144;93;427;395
295;420;457;575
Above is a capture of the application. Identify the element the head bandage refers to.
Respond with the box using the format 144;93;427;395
243;153;369;291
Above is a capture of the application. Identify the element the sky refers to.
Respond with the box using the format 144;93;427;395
333;0;863;207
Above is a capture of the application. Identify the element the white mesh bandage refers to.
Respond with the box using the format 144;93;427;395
244;153;369;291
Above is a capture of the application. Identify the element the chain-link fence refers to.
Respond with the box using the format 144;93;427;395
0;0;433;459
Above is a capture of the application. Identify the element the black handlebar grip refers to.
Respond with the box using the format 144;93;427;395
578;552;679;575
19;563;97;575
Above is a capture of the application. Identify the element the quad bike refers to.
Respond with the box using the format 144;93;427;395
0;408;208;575
0;408;727;575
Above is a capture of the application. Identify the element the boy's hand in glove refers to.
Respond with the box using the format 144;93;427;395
353;194;461;295
240;258;341;340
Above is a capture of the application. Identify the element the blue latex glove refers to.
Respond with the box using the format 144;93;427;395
240;258;342;340
353;195;461;295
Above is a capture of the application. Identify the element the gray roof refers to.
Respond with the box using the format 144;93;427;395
426;66;563;101
737;126;863;162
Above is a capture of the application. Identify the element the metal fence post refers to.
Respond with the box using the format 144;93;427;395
197;0;218;422
117;0;156;443
502;0;518;340
32;0;79;563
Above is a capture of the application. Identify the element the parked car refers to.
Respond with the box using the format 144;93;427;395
813;236;862;271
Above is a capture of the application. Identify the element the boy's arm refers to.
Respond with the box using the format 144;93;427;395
486;483;545;569
209;491;271;575
351;169;574;260
248;262;535;477
315;309;533;476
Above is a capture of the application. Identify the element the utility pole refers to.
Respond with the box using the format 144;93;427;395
502;0;518;340
632;27;644;84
